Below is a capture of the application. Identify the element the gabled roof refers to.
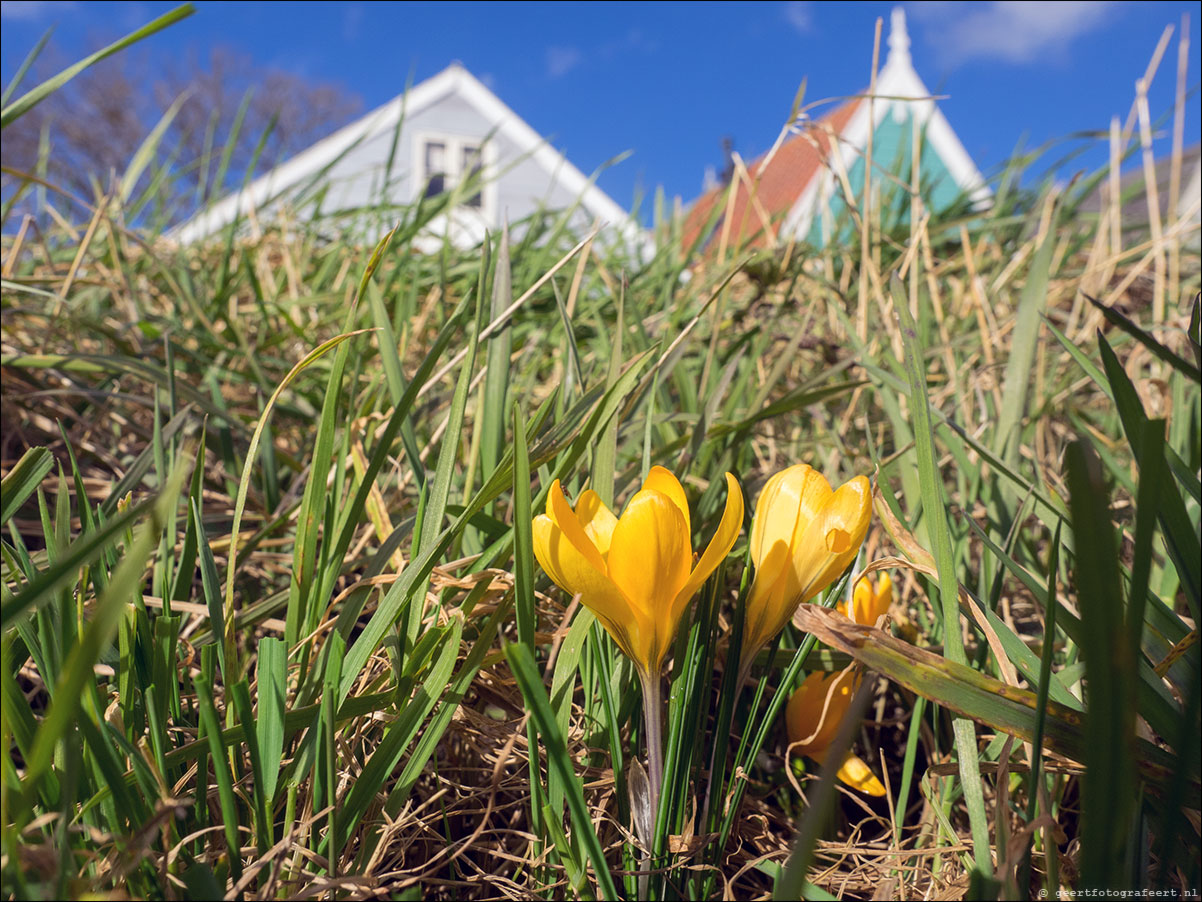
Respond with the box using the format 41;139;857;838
1080;143;1202;228
681;99;861;251
170;63;645;248
682;7;989;253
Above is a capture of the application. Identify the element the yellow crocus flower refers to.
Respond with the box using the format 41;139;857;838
532;466;744;678
838;572;894;626
786;668;886;796
741;464;872;663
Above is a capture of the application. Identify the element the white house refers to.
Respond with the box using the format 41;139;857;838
684;8;989;252
170;62;648;253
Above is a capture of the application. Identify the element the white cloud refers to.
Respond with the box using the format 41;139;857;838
910;1;1124;67
599;26;659;59
342;3;364;42
545;45;583;79
783;1;813;35
1;0;77;20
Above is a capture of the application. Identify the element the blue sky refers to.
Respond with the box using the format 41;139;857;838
2;1;1200;213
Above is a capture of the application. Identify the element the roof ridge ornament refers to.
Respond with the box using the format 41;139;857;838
887;6;911;69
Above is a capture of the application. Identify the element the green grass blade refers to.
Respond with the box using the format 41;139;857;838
226;327;373;668
119;91;189;204
20;448;189;802
1;497;147;630
892;275;992;875
0;26;52;107
776;677;877;900
1;447;53;525
229;678;270;854
591;276;623;507
481;227;513;485
993;230;1053;465
1;4;196;127
1098;333;1200;618
1086;294;1202;383
190;497;226;680
790;604;1188;800
505;641;618;901
255;637;287;804
193;674;243;881
1065;439;1137;891
512;402;536;651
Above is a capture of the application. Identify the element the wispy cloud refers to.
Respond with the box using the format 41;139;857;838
783;1;813;35
545;28;658;80
545;45;583;79
910;1;1124;68
342;3;364;42
599;27;659;59
1;0;77;20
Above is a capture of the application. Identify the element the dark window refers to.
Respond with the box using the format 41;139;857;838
462;144;483;208
424;141;446;198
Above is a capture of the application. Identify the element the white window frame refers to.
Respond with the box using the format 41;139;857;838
413;131;497;225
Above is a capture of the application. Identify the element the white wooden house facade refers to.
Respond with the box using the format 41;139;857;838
171;63;646;252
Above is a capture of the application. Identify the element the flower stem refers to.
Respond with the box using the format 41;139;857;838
640;671;664;827
638;670;664;899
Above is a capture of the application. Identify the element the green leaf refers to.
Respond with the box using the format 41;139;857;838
2;498;147;630
1;446;52;524
790;605;1189;802
21;447;189;803
506;641;619;901
1065;438;1137;891
1098;332;1200;619
194;673;243;881
481;227;513;484
1;5;196;127
891;275;992;874
1085;294;1201;384
994;230;1054;463
255;637;287;804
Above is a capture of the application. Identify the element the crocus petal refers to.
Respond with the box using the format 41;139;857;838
642;466;691;538
574;489;618;556
532;514;571;591
607;489;692;617
787;669;856;758
789;476;872;603
750;465;833;610
837;576;869;622
548;480;607;573
794;468;836;530
834;753;886;797
531;468;745;680
750;465;830;570
742;568;786;662
672;472;744;619
606;489;692;671
538;488;649;654
845;572;893;625
871;572;893;622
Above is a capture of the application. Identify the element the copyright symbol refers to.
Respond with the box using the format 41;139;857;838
1039;892;1047;899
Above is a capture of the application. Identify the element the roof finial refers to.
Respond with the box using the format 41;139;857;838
888;6;911;68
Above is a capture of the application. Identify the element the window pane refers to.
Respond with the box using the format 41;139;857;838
424;141;446;198
462;145;483;208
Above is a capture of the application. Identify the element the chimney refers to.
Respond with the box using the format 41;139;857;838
721;136;735;185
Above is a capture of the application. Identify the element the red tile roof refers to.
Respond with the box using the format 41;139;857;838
682;98;861;254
